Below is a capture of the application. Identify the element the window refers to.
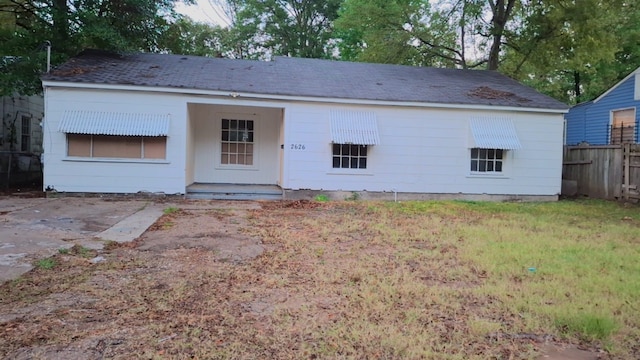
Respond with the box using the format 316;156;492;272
610;108;636;144
470;148;503;173
332;144;367;169
21;115;31;152
221;119;254;165
67;135;166;159
329;110;378;171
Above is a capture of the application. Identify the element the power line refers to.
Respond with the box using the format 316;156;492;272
207;0;232;27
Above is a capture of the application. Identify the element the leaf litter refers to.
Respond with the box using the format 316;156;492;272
0;200;613;359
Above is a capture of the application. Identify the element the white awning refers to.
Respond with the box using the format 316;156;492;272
59;111;170;136
330;110;380;145
469;117;522;149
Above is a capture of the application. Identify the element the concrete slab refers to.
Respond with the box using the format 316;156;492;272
0;253;33;282
0;232;72;283
0;198;258;284
96;204;165;243
0;198;43;213
0;198;161;284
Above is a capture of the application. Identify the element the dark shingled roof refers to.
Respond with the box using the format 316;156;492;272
42;49;568;110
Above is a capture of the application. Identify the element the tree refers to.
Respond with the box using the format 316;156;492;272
158;16;238;58
229;0;343;59
335;0;519;70
486;0;517;70
0;0;191;96
335;0;439;66
335;0;640;104
501;0;636;104
0;0;37;30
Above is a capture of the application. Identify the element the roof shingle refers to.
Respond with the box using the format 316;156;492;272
42;49;568;110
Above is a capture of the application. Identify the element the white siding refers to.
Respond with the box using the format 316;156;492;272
43;89;187;194
281;103;563;196
43;86;563;196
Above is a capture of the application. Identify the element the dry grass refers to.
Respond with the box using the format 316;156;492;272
0;199;638;359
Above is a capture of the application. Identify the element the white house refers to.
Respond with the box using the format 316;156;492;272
41;50;568;200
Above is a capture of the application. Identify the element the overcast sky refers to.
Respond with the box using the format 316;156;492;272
175;0;230;26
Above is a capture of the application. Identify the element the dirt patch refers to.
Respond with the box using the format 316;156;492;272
0;185;45;199
138;208;264;262
260;199;324;210
539;343;604;360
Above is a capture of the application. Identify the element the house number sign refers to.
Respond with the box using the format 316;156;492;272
290;144;306;150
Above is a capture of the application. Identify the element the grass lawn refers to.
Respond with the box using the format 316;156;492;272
0;199;639;359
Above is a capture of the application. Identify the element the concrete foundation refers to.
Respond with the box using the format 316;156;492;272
284;189;559;202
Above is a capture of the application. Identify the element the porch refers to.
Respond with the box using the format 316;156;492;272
186;103;284;188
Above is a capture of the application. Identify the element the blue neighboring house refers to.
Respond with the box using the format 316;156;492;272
565;67;640;145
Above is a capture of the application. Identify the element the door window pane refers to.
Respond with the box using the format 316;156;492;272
221;119;254;165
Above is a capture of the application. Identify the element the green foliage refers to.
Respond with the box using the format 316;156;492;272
3;0;639;104
314;194;329;202
555;314;618;341
335;0;517;69
345;192;359;201
335;0;445;66
157;16;231;57
58;244;94;258
500;0;629;104
0;0;191;96
35;258;56;270
335;0;640;103
75;246;92;258
163;206;179;215
230;0;343;59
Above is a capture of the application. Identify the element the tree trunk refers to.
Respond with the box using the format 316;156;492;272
487;0;516;71
460;0;467;69
574;71;581;103
487;32;501;70
52;0;69;43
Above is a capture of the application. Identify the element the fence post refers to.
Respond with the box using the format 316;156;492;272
624;143;630;201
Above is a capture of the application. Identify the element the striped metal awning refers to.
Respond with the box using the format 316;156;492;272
59;111;170;136
469;117;522;149
330;110;380;145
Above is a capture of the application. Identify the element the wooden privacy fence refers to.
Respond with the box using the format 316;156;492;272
563;144;640;201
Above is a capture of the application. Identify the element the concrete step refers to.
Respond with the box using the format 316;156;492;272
186;192;283;201
186;183;283;200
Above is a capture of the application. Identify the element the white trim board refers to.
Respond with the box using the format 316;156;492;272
593;66;640;103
